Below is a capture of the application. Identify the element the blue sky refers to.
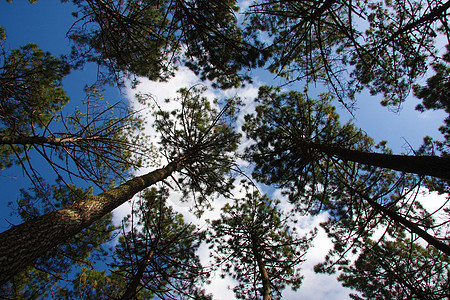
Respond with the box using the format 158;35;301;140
0;1;448;299
0;1;73;229
0;1;124;230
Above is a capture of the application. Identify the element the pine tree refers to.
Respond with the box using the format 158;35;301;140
244;86;450;180
243;86;450;257
244;0;447;107
0;87;240;284
208;181;313;299
0;42;70;169
66;0;261;88
0;180;115;299
337;228;450;299
65;187;211;299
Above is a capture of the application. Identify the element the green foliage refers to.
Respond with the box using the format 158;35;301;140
414;45;450;156
416;136;450;196
242;86;445;280
152;86;241;212
244;0;436;107
1;179;116;299
348;0;431;106
0;27;6;40
244;0;347;83
415;45;450;115
0;43;70;133
68;0;177;82
208;182;313;299
338;229;450;299
0;43;70;169
243;86;376;214
316;181;443;273
0;266;57;300
413;46;450;195
64;268;131;299
67;187;210;299
177;0;262;88
67;0;260;88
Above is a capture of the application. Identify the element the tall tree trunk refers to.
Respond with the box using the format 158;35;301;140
295;138;450;179
251;236;272;300
0;158;184;285
0;134;103;145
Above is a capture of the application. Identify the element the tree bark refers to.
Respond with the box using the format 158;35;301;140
251;236;272;300
296;138;450;180
0;159;183;285
0;134;102;145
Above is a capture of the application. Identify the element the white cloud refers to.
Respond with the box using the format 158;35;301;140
294;222;351;300
110;67;354;299
272;190;352;300
126;66;200;102
417;188;449;215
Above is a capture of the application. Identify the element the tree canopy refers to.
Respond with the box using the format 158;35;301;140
1;0;450;298
208;182;313;299
337;228;450;299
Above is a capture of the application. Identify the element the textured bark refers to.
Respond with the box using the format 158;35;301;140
0;159;182;285
0;134;102;145
251;236;272;300
296;138;450;179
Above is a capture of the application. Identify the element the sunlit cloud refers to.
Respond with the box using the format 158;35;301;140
111;66;353;299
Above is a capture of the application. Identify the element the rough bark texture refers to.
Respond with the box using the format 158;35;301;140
0;134;101;145
0;160;181;285
298;139;450;180
251;236;272;300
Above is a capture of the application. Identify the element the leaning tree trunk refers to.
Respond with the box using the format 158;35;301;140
295;138;450;180
346;183;450;256
0;134;103;145
0;158;184;285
